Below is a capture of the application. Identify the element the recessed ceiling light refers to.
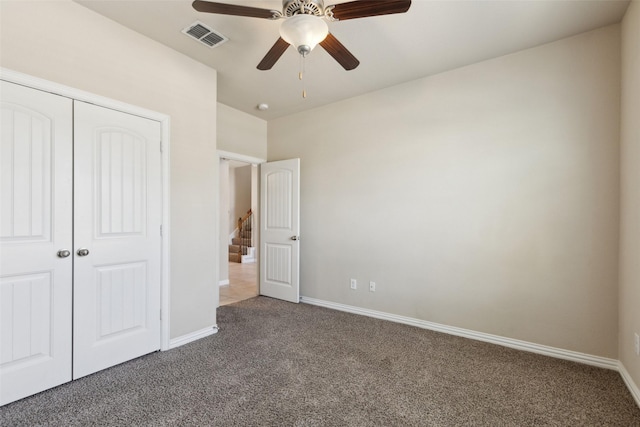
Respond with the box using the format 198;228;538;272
257;103;269;111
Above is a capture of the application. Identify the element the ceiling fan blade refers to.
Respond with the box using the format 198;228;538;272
192;1;277;19
257;38;290;70
328;0;411;21
319;33;360;71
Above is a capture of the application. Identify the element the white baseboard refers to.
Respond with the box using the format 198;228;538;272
300;296;618;371
219;279;230;287
619;362;640;408
241;247;256;263
167;325;218;350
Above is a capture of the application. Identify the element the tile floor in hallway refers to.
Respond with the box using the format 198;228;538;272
219;261;258;306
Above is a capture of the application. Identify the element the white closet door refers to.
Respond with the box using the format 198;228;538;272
0;81;73;405
72;101;162;379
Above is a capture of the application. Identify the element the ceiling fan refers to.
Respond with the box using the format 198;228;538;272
192;0;412;71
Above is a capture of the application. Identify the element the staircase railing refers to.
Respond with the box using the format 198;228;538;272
237;209;253;256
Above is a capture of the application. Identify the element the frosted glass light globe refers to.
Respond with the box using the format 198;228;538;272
279;14;329;56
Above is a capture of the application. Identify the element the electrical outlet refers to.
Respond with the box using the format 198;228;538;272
369;281;376;292
635;333;639;356
350;279;357;290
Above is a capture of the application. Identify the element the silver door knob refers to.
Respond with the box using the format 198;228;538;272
57;249;71;258
77;248;90;257
290;236;299;241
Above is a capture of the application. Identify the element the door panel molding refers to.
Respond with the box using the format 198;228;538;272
0;104;53;243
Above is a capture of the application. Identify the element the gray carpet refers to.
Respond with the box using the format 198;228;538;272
1;296;639;426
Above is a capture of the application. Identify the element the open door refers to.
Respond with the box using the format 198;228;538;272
260;159;300;303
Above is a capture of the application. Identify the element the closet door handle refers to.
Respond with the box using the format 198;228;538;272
57;249;71;258
77;248;90;257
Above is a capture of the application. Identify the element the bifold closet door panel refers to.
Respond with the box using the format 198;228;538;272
72;100;162;380
0;81;73;405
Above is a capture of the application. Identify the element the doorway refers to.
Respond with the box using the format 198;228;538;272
217;151;263;306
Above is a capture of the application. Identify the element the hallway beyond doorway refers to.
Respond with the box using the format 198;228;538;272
220;262;257;306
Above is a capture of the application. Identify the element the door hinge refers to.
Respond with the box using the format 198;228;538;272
160;309;162;320
160;141;163;153
160;225;163;236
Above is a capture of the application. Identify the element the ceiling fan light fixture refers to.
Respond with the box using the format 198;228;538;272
279;14;328;56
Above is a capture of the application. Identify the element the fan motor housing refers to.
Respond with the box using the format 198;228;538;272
283;0;325;17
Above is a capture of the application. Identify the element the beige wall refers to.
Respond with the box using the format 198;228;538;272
269;25;621;357
218;103;267;160
0;1;218;339
620;0;640;387
230;166;253;234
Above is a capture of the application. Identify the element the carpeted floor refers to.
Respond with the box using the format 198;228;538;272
1;296;639;426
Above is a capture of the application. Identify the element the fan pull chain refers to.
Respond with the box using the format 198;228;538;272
299;54;307;99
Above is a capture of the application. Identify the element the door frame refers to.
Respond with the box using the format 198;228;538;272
1;68;172;351
216;150;265;304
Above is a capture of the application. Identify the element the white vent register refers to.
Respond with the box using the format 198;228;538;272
182;21;228;48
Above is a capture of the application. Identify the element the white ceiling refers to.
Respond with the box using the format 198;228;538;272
76;0;629;120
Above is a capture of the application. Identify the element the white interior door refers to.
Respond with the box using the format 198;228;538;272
260;159;300;303
0;81;73;405
72;101;162;379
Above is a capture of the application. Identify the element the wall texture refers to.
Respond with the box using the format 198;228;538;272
269;25;621;358
0;1;218;339
218;103;267;160
231;166;253;235
620;0;640;389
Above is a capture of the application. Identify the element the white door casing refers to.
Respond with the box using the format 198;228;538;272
260;158;300;303
73;101;162;379
0;81;73;405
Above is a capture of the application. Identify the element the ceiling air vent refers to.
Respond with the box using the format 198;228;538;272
182;21;228;49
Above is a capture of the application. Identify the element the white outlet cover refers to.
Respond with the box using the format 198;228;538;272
350;279;357;290
635;333;640;356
